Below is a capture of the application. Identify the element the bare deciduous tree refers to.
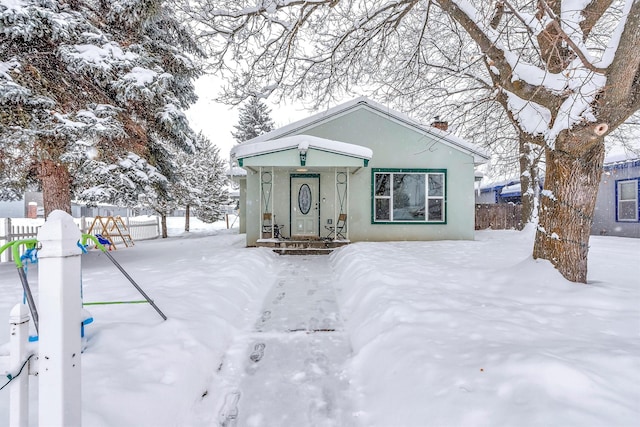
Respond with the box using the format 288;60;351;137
182;0;640;283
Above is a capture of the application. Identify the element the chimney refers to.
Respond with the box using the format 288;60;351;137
431;116;448;131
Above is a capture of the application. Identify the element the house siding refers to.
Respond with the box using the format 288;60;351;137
0;200;24;218
292;108;474;242
592;161;640;238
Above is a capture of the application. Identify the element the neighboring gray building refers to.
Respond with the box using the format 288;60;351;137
0;192;133;219
0;191;44;218
592;155;640;238
475;154;640;238
0;200;24;218
475;178;533;205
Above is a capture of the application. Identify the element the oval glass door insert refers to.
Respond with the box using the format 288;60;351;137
298;184;312;214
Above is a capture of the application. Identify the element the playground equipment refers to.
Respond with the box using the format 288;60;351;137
86;215;135;250
0;233;167;337
3;211;164;427
80;234;167;320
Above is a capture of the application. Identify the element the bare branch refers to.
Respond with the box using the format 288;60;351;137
434;0;562;109
580;0;615;39
537;1;606;73
598;0;640;127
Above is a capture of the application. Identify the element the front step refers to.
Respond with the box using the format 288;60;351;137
273;248;334;255
256;239;350;255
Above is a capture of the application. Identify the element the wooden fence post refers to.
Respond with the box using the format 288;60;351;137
37;210;83;427
9;303;30;427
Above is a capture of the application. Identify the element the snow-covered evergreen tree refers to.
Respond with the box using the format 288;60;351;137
231;96;275;143
0;0;203;216
133;132;228;237
191;133;228;223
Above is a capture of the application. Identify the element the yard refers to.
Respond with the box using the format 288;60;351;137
0;220;638;426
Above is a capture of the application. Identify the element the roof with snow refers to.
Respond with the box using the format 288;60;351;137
231;134;372;161
603;152;640;170
235;96;489;165
500;183;522;197
226;166;247;177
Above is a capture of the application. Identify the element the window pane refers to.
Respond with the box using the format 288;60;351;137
619;201;637;220
375;199;390;220
620;181;637;200
428;174;444;197
428;199;443;221
393;174;425;220
375;174;390;196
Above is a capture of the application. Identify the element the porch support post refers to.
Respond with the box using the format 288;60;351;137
346;168;350;240
271;167;274;239
259;166;263;239
334;168;338;235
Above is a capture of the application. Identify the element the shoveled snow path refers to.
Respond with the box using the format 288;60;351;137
214;255;356;427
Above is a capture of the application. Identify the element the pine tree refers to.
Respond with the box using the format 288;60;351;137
169;132;228;231
231;96;275;143
133;132;228;237
0;0;203;216
192;134;228;223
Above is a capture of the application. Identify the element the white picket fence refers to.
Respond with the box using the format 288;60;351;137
0;216;160;263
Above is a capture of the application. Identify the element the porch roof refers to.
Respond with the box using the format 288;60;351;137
231;135;372;168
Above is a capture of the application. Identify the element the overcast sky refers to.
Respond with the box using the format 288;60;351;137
185;75;312;160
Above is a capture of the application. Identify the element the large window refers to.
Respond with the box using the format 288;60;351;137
617;179;639;222
373;169;446;223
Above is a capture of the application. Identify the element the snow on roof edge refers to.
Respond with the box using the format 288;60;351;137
604;152;640;165
231;134;373;160
226;167;247;177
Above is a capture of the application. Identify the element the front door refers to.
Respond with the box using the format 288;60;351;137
291;175;320;239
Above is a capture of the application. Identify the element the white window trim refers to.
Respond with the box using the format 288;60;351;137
617;179;639;222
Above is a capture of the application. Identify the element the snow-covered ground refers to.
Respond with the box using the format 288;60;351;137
0;219;638;426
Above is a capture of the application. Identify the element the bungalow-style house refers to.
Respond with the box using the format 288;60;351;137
230;97;489;247
592;154;640;238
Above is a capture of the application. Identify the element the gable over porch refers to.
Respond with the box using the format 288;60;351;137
231;135;372;246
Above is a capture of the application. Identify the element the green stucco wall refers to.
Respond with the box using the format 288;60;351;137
242;106;477;245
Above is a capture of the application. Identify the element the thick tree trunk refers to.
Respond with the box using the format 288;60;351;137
185;205;190;232
39;159;72;217
533;136;605;283
161;213;168;238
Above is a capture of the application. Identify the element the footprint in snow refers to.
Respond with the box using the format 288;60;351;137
249;343;266;363
219;391;241;427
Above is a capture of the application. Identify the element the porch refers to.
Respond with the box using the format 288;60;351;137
231;135;372;248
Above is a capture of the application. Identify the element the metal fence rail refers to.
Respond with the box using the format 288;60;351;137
0;216;161;262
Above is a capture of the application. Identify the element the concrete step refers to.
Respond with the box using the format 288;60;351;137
272;247;334;256
256;239;350;255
